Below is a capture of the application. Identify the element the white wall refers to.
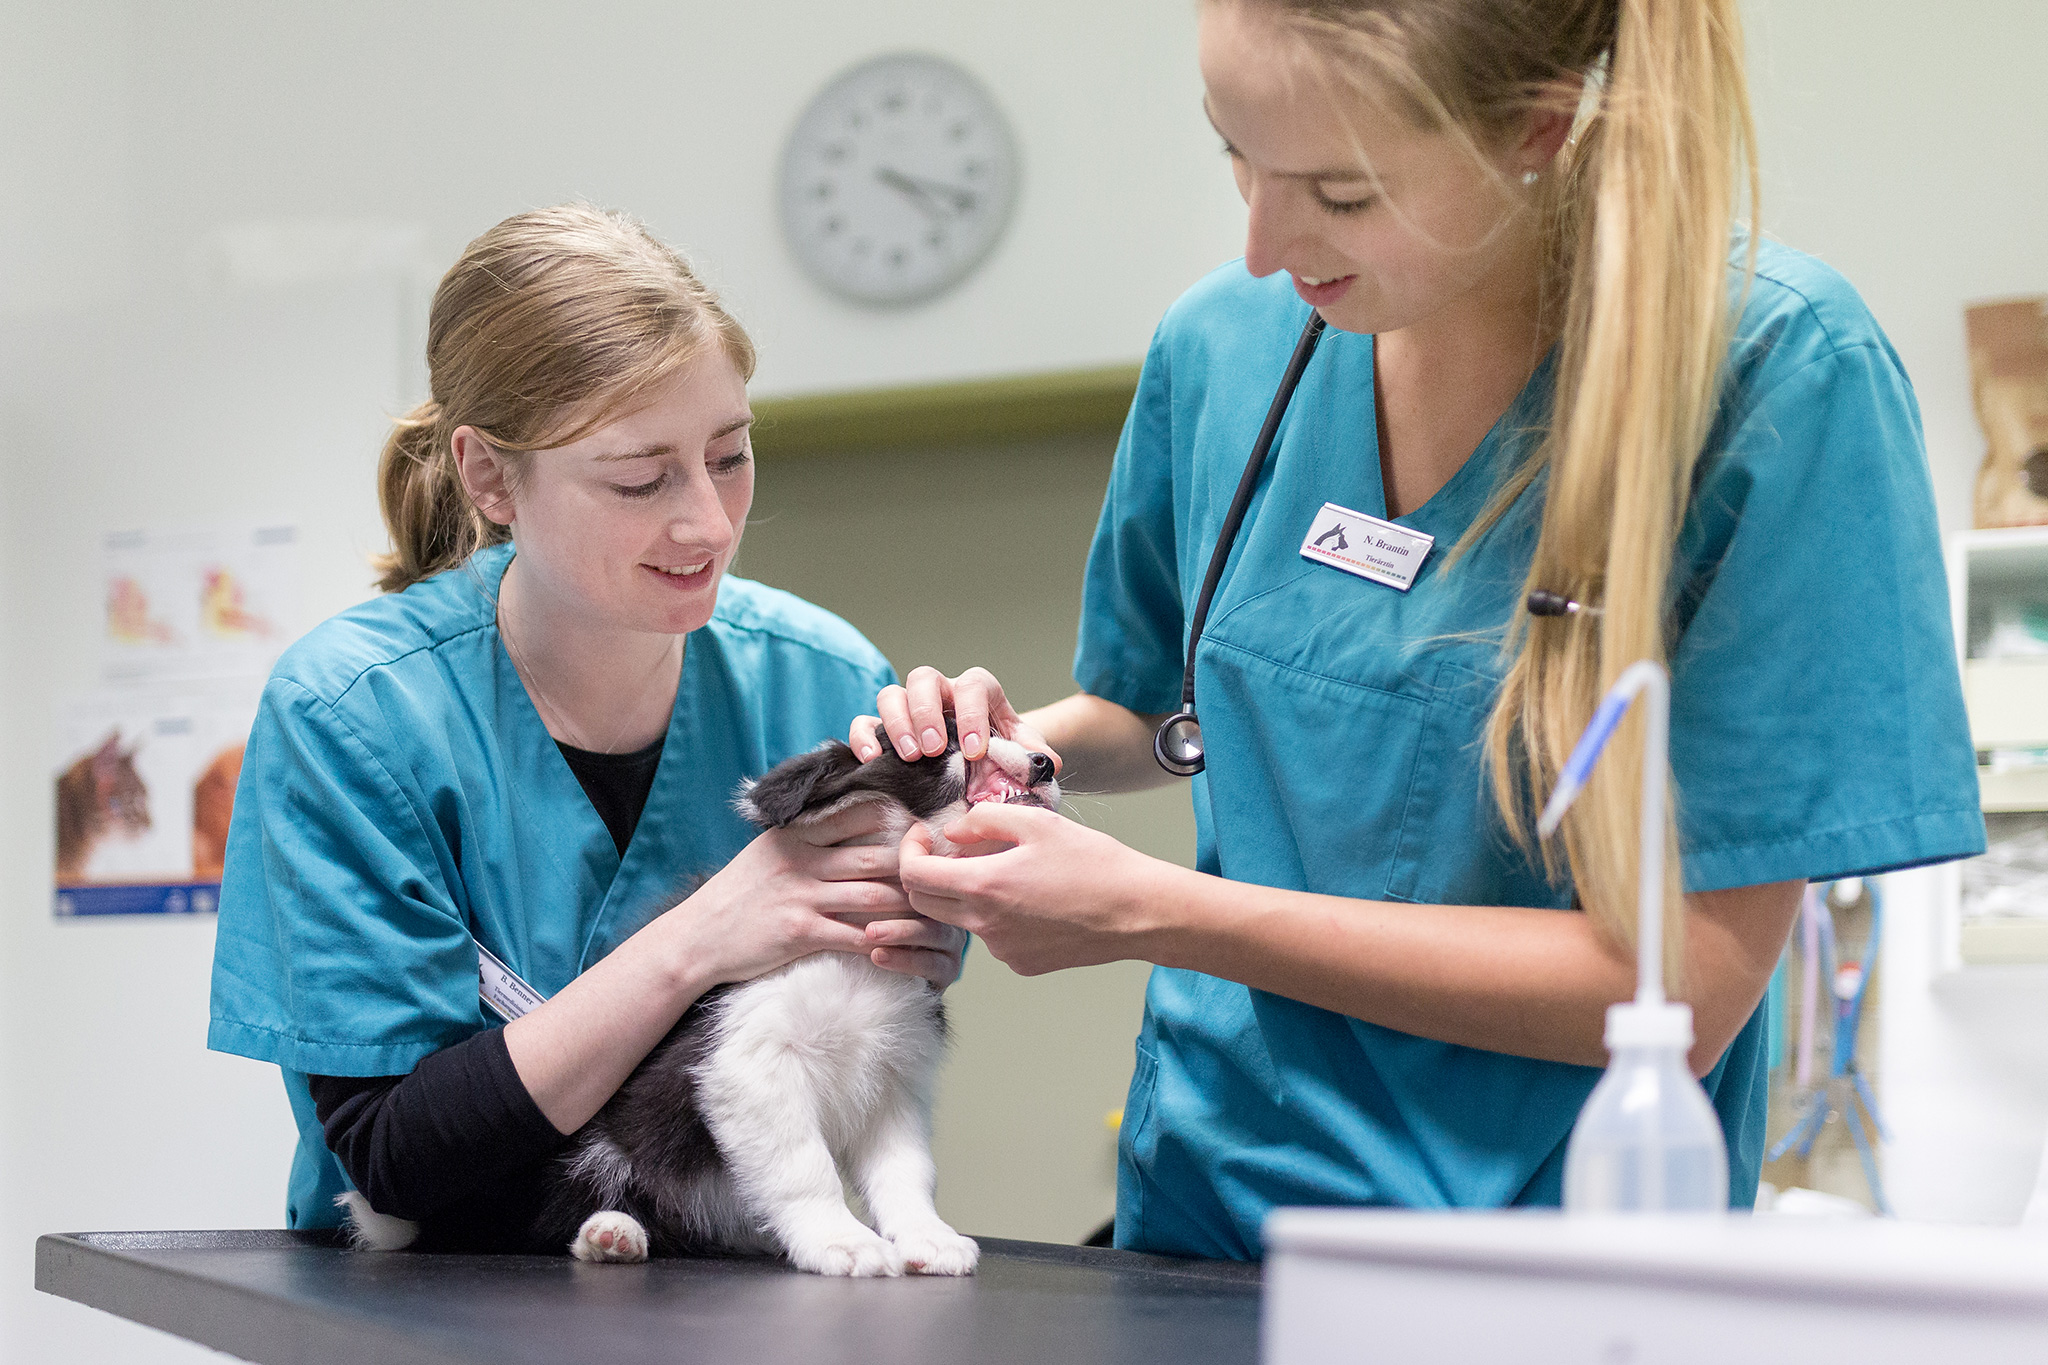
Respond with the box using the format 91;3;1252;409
1743;0;2048;537
0;0;1245;392
1;4;1236;1361
1743;0;2048;1222
4;2;2046;1361
0;288;411;1364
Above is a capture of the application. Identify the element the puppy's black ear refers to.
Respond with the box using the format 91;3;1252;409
737;741;865;829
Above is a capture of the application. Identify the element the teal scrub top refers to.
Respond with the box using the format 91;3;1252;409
1075;241;1985;1259
208;544;897;1228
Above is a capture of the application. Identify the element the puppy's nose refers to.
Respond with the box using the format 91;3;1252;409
1027;752;1055;786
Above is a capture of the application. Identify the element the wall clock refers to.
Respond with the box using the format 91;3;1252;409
778;53;1021;307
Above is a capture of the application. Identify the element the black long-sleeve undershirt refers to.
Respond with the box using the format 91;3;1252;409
307;736;663;1244
308;1026;566;1234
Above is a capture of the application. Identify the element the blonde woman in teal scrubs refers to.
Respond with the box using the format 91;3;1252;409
859;0;1983;1257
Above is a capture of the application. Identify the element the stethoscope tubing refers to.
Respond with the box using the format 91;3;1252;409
1154;312;1327;777
1153;308;1598;777
1178;313;1327;713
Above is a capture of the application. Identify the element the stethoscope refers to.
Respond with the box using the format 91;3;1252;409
1152;312;1601;778
1153;313;1328;776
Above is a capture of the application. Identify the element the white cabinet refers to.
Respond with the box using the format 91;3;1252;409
1945;525;2048;963
1872;525;2048;1224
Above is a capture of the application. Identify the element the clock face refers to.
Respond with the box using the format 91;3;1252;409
778;53;1020;307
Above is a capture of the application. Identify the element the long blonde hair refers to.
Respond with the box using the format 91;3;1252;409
373;203;757;594
1248;0;1759;984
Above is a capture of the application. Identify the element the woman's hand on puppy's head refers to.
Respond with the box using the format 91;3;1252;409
853;666;1060;769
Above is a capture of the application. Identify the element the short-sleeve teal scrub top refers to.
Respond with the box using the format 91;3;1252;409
208;543;897;1229
1075;240;1985;1259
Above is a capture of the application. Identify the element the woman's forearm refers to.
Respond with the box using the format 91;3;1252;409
1135;864;1801;1075
501;915;710;1134
1024;692;1176;795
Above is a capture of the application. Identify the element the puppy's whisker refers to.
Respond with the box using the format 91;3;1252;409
1057;795;1118;826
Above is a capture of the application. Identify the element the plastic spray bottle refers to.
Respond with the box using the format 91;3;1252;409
1539;661;1730;1214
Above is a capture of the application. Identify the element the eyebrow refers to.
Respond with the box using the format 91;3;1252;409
1202;99;1378;183
590;417;754;462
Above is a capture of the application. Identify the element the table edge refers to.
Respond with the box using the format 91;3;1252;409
36;1233;473;1365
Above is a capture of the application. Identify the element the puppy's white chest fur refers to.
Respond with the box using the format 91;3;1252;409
703;956;947;1144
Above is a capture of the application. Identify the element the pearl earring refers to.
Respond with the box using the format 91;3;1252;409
1521;169;1540;186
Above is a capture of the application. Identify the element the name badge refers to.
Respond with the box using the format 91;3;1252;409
478;943;548;1022
1299;502;1434;592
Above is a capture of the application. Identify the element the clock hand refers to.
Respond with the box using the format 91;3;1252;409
874;167;947;221
874;166;978;217
889;169;978;212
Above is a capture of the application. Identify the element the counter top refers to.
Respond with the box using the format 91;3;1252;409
1266;1207;2048;1309
36;1229;1261;1365
1262;1210;2048;1365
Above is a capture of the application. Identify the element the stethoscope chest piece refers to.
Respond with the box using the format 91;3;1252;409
1154;711;1205;777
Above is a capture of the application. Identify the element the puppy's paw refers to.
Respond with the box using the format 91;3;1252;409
570;1210;649;1264
334;1191;419;1252
892;1227;979;1276
786;1227;905;1278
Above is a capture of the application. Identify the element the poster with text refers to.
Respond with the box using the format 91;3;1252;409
56;521;299;916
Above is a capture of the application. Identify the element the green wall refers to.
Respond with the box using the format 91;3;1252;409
735;432;1195;1243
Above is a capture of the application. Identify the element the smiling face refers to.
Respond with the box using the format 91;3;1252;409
476;350;754;639
1198;0;1544;338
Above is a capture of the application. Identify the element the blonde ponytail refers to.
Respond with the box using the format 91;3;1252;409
1247;0;1760;984
373;399;509;595
370;203;757;594
1490;0;1758;988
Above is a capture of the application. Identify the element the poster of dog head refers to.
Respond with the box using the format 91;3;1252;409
1968;297;2048;530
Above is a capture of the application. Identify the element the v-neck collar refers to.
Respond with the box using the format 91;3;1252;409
474;544;703;971
583;658;711;970
1354;333;1559;543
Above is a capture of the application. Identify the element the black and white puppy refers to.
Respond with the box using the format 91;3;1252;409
341;729;1058;1276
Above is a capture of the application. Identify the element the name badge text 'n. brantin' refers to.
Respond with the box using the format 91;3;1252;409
1299;502;1434;591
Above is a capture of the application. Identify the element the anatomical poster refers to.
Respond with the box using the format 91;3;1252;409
102;523;297;683
54;522;298;917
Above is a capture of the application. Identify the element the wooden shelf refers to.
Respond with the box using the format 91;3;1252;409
750;364;1143;457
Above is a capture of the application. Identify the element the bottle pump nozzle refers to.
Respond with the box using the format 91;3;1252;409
1542;661;1730;1214
1539;660;1672;1011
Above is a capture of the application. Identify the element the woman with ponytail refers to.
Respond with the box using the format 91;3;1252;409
209;205;961;1247
861;0;1982;1255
